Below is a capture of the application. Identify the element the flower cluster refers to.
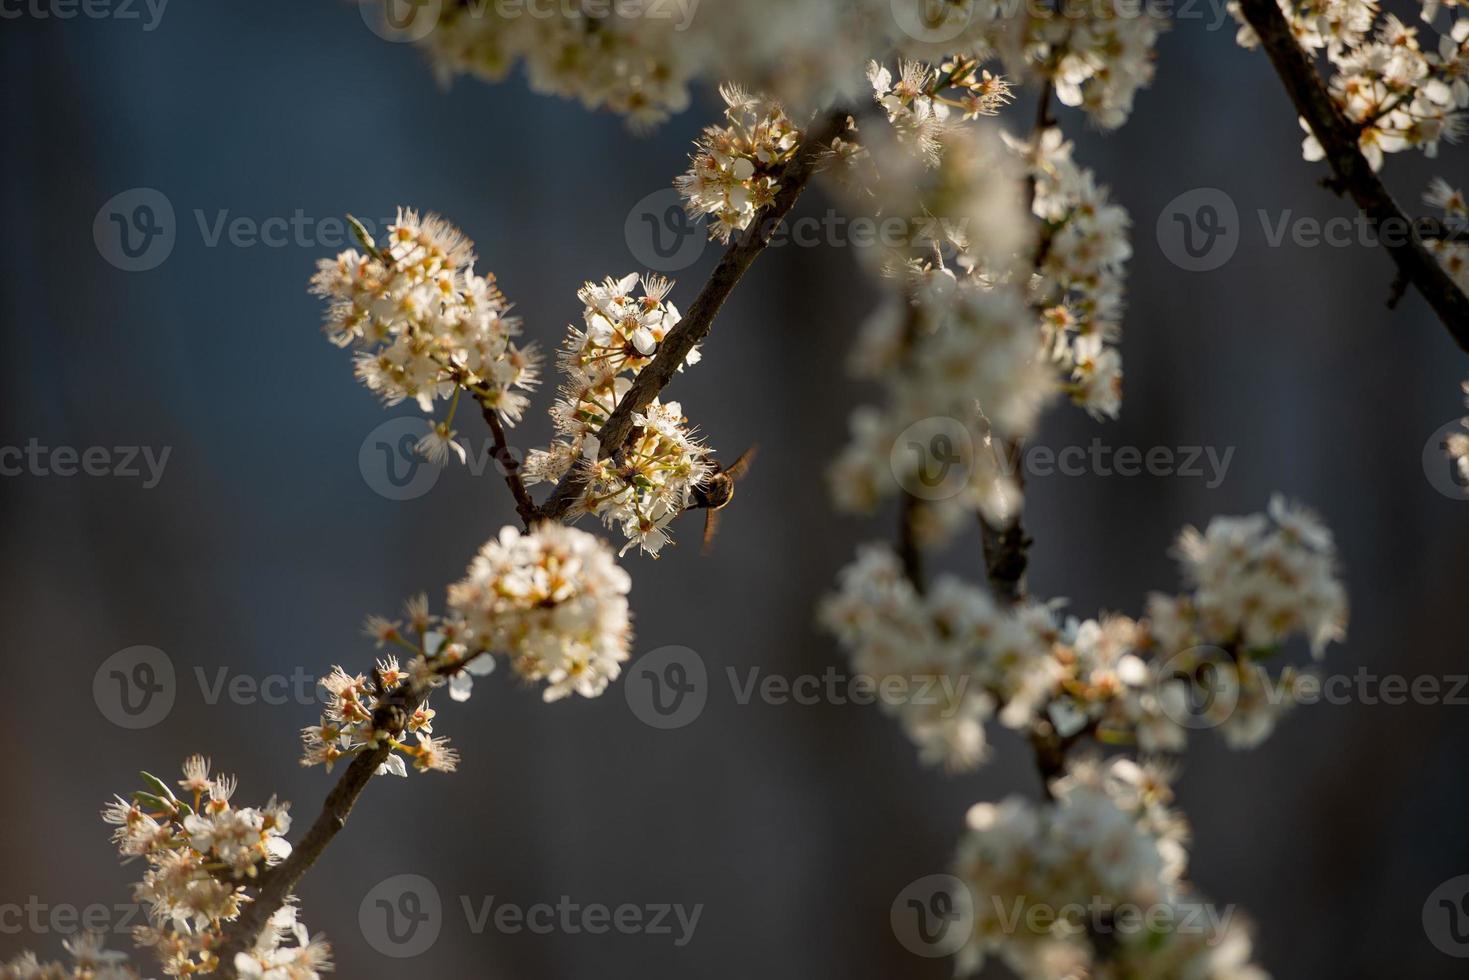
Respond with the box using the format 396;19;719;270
675;84;802;243
1025;127;1131;420
415;1;693;128
890;0;1168;129
2;933;137;980
446;523;634;700
819;543;1057;767
1446;377;1469;481
821;498;1349;769
90;759;330;978
1042;2;1170;129
309;207;538;463
1159;495;1348;658
1425;176;1469;293
524;273;713;555
303;524;633;773
829;280;1051;538
829;115;1135;536
1233;6;1468;169
365;0;1167;132
952;757;1265;979
867;58;1013;164
299;651;451;776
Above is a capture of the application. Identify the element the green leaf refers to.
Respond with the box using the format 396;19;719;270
138;771;177;803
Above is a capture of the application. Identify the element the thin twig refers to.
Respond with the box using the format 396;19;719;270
477;396;541;527
538;107;853;521
897;492;926;592
1235;0;1469;348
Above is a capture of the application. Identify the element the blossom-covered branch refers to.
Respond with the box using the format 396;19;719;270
212;523;632;976
1233;0;1469;346
537;104;855;522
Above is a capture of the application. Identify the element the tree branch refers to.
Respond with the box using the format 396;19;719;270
212;683;428;973
1235;0;1469;349
897;492;926;592
215;106;855;976
538;107;853;521
477;396;541;527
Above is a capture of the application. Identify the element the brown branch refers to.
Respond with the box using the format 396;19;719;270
897;492;926;592
980;78;1050;609
1235;0;1469;349
477;396;541;527
538;107;853;521
214;645;497;973
215;107;855;976
212;683;428;973
979;437;1031;605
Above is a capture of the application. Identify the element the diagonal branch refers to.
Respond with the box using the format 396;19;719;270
1235;0;1469;349
214;106;854;978
477;396;542;527
538;107;853;521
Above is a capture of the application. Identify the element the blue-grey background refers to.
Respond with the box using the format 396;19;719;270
4;2;1469;976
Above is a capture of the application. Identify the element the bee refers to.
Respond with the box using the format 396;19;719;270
687;445;758;553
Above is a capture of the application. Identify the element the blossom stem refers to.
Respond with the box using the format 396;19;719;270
213;646;494;976
897;492;926;593
477;396;542;527
537;107;854;520
1235;0;1469;347
210;710;415;975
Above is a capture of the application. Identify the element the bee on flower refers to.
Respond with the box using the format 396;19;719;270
525;273;715;555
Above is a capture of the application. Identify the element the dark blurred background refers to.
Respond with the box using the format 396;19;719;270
4;2;1469;976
